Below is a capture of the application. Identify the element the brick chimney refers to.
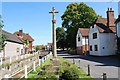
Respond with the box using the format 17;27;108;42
106;8;115;27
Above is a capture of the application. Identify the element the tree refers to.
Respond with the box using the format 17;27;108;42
0;15;3;50
35;45;40;51
61;2;100;49
35;45;46;52
0;15;7;50
0;15;8;59
56;27;67;50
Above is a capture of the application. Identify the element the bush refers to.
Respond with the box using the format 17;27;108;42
60;66;80;80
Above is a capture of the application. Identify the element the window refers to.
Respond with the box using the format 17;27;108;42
17;48;20;53
78;37;80;41
90;45;92;51
93;33;97;39
21;49;23;54
94;45;98;51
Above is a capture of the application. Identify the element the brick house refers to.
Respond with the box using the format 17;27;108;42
89;8;116;56
14;30;34;54
76;28;89;54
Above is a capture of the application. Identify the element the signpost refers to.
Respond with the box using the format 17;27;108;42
49;7;58;58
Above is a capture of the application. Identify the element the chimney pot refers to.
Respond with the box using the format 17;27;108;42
110;8;112;11
19;29;23;33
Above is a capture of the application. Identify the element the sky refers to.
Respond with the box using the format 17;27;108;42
0;2;119;45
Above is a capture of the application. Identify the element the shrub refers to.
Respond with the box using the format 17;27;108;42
60;66;80;80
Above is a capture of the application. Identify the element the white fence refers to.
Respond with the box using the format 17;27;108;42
0;51;52;79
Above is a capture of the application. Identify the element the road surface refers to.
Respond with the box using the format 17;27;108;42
58;51;120;80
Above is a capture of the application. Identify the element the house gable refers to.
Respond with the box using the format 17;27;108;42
76;29;82;47
89;25;100;55
115;15;120;37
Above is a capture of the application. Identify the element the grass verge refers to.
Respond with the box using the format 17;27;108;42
27;55;52;78
26;56;92;80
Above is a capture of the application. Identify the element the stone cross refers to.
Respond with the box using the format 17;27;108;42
49;7;58;58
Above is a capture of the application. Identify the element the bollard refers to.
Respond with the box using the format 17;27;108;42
79;60;80;67
33;61;36;71
73;59;75;64
103;73;107;80
87;64;90;76
25;65;27;78
44;57;45;61
0;58;2;65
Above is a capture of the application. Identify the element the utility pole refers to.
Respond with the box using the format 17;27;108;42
49;7;58;58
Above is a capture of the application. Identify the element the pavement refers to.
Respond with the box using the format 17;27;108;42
57;51;120;80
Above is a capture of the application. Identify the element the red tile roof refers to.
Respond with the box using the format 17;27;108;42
95;18;116;33
79;28;89;37
14;32;34;42
96;18;107;26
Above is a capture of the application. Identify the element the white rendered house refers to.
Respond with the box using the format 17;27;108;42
116;1;120;37
76;28;89;54
0;30;24;58
115;1;120;51
89;8;116;56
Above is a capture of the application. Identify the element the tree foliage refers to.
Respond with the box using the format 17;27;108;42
35;45;40;51
56;27;67;50
0;15;7;50
61;2;100;49
35;45;46;51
